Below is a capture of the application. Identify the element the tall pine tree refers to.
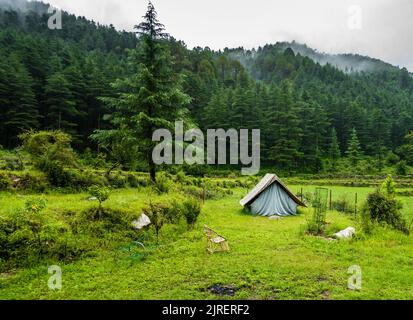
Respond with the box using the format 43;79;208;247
92;1;190;181
346;128;363;166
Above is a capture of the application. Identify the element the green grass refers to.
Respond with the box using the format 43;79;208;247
1;184;413;300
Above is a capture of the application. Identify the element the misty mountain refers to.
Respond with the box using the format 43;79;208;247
228;41;406;76
1;0;413;171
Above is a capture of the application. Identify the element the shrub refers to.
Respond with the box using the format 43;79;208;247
88;185;110;208
0;172;11;190
71;206;135;238
153;173;173;194
175;171;187;184
107;173;128;188
361;189;409;235
386;152;400;166
18;172;49;192
142;202;168;241
43;161;72;187
0;198;67;270
0;154;24;171
181;198;202;229
163;199;183;224
19;130;77;169
395;161;408;176
381;175;396;197
181;185;203;199
125;174;150;188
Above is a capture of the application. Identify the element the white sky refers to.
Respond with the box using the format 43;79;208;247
40;0;413;71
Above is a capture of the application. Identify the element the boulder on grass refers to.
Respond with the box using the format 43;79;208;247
132;214;151;230
334;227;355;239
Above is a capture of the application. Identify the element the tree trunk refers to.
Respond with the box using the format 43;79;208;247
106;162;120;177
149;161;156;183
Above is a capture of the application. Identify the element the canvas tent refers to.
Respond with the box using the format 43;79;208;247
240;174;306;216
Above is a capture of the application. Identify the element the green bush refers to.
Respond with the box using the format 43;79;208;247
0;172;11;190
0;154;24;171
105;172;127;188
386;152;400;166
70;207;135;239
361;189;409;235
0;198;78;271
88;185;110;207
43;161;72;187
19;130;78;169
18;171;49;192
181;198;202;229
142;202;168;241
395;161;408;176
153;173;173;194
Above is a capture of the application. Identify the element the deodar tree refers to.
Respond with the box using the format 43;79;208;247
92;1;190;182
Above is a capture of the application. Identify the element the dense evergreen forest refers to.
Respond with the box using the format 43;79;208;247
1;0;413;173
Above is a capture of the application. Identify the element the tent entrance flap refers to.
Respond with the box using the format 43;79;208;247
250;182;298;216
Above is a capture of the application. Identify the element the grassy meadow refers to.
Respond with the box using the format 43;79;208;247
1;181;413;300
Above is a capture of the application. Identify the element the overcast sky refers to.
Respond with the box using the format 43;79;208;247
40;0;413;71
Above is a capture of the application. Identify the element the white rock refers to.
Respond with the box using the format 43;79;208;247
87;196;98;201
132;214;151;230
334;227;355;239
269;216;282;220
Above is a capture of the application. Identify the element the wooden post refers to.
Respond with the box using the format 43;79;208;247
329;189;332;210
355;193;358;218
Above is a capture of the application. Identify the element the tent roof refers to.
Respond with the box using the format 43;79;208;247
240;174;307;207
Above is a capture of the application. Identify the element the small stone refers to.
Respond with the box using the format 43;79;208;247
269;216;282;220
132;214;151;230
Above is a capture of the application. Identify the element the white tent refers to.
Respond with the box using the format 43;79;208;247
240;174;306;216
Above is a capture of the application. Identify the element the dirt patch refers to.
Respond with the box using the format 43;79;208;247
321;289;331;300
208;285;238;296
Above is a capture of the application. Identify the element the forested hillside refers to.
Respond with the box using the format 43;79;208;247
1;0;413;173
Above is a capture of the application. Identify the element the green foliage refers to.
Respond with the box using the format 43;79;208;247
381;175;396;197
395;160;408;176
142;202;167;241
346;128;363;166
361;188;409;235
71;207;135;238
0;197;68;270
306;188;328;235
181;198;202;229
93;2;190;182
329;128;341;165
386;152;400;166
88;185;110;207
0;172;11;190
2;4;413;175
152;173;173;194
19;130;77;169
397;132;413;166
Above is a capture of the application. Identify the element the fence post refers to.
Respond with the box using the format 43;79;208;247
329;189;332;210
355;193;358;218
202;184;206;204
